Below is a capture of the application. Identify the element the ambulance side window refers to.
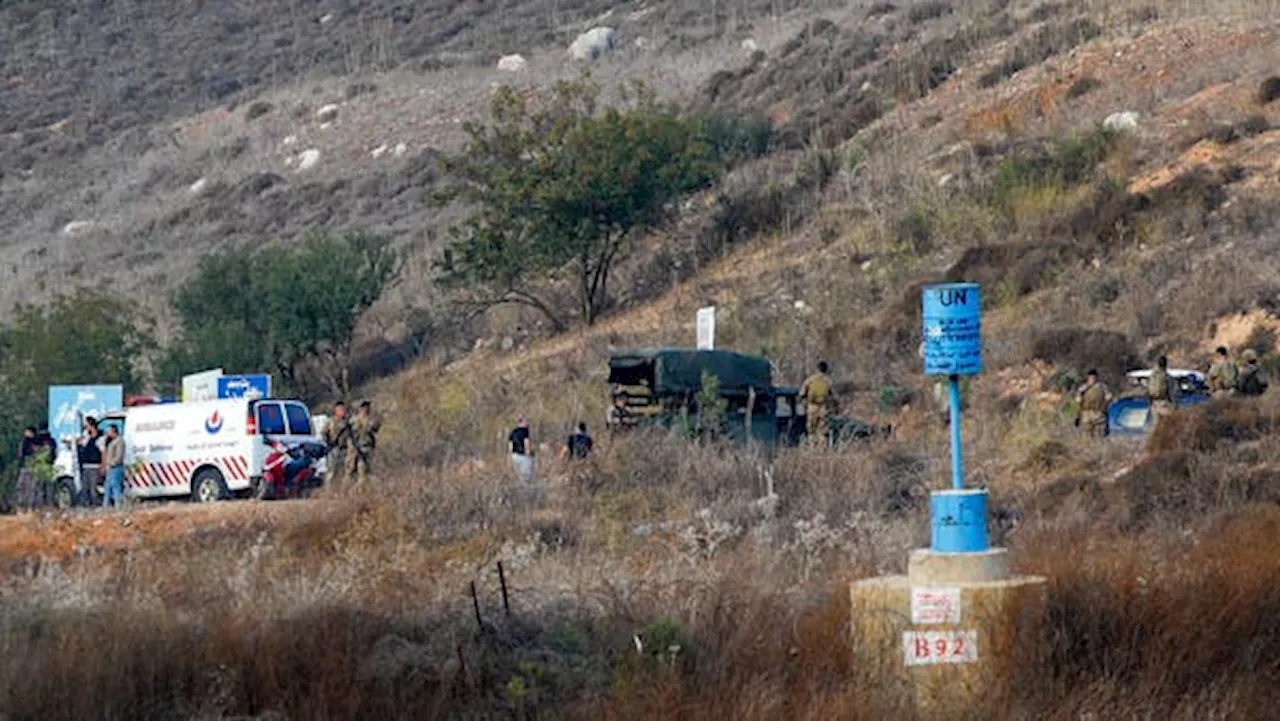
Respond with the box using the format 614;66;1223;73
285;404;313;435
257;403;287;435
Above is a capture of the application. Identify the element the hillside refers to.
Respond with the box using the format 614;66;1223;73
5;0;1280;719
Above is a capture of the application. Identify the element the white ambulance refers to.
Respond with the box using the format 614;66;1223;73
91;397;322;503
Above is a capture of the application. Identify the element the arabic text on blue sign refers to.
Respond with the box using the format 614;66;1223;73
922;283;982;376
216;374;272;399
48;385;124;445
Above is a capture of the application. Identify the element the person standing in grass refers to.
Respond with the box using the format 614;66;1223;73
102;424;126;509
347;400;381;485
559;422;594;462
1207;346;1238;397
1075;369;1113;439
800;360;835;448
1147;356;1177;429
322;401;352;488
509;416;534;482
1237;349;1269;397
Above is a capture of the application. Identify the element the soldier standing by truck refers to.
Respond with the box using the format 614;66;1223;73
1237;349;1269;397
322;401;352;487
1207;346;1238;397
800;360;835;448
1075;369;1113;439
1147;356;1177;429
347;400;381;485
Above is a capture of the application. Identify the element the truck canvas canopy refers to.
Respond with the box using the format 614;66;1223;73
607;348;772;397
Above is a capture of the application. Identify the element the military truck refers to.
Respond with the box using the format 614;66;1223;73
605;348;884;446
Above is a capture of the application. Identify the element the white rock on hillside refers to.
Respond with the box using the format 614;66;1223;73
569;27;617;61
1103;111;1140;133
296;148;321;171
741;38;759;52
497;54;527;72
189;177;208;195
316;104;340;122
394;142;408;157
62;220;95;236
371;144;389;159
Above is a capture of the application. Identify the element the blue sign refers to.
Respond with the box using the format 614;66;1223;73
931;489;990;552
922;283;982;376
48;385;124;447
216;374;271;400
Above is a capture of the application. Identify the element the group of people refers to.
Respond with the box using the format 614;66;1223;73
11;415;126;511
320;400;382;487
1074;347;1270;438
503;415;596;483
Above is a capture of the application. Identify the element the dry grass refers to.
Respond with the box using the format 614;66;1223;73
4;412;1280;718
9;2;1280;718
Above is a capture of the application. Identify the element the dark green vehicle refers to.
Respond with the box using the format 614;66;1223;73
605;348;885;446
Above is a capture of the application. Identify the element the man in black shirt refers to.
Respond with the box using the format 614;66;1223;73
509;416;534;482
559;422;594;461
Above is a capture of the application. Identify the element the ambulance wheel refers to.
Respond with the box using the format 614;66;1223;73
192;468;229;503
53;478;77;510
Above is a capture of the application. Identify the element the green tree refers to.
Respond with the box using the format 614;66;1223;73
165;231;402;396
0;290;151;485
435;76;726;328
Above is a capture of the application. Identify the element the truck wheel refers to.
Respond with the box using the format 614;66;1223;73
53;478;77;510
192;468;229;503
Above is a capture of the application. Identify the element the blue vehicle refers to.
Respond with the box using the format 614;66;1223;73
1106;369;1212;437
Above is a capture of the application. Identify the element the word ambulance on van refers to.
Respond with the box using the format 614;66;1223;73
100;397;321;503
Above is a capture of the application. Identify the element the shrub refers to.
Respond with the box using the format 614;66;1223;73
1065;76;1103;100
1257;76;1280;105
978;19;1103;88
1148;398;1279;456
435;77;732;328
166;231;402;396
1029;327;1140;387
907;1;952;24
988;128;1117;212
244;100;273;121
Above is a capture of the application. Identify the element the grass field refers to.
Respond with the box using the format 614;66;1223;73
5;0;1280;718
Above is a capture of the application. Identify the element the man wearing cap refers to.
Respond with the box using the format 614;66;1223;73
1075;369;1113;439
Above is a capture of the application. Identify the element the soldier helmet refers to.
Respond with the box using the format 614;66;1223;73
1242;349;1259;363
1216;346;1230;357
1086;369;1098;378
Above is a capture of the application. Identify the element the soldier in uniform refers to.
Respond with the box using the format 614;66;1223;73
322;401;352;488
1237;349;1269;397
800;360;835;448
347;400;381;485
1147;356;1176;428
1075;369;1113;439
1207;346;1238;397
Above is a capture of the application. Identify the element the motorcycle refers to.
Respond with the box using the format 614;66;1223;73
258;438;329;500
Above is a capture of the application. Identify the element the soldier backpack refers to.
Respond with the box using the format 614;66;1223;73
1238;367;1266;396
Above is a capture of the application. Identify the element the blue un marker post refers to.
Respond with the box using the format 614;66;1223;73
922;283;988;553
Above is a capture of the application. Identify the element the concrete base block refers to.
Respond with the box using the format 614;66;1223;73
909;548;1009;584
851;550;1047;715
